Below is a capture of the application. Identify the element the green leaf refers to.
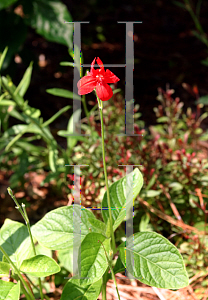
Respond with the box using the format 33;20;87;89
0;100;16;106
60;277;102;300
118;231;189;289
0;219;33;269
88;218;107;235
57;247;73;273
139;214;151;232
42;105;71;127
32;205;97;250
1;77;24;107
0;47;8;70
0;280;20;300
46;88;81;100
112;255;125;275
168;182;183;191
172;1;186;9
146;174;156;190
15;62;33;97
20;254;60;277
24;0;73;48
77;233;110;286
157;116;169;123
0;0;18;9
198;95;208;105
57;130;87;142
141;190;162;197
0;262;10;276
66;108;82;150
60;61;75;67
101;168;143;231
201;57;208;67
49;146;58;172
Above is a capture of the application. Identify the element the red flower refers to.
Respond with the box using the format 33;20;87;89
77;57;120;101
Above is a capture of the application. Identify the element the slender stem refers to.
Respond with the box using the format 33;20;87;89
20;281;33;300
102;276;107;300
23;207;44;300
98;240;121;300
96;96;116;255
0;245;35;300
7;188;44;300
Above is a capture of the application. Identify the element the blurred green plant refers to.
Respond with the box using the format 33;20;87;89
173;0;208;66
0;0;73;70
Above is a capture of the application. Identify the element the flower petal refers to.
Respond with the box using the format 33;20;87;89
103;69;120;83
96;82;113;101
96;57;104;71
77;75;96;95
90;57;96;75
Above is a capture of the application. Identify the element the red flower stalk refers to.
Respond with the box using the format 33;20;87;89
77;57;120;101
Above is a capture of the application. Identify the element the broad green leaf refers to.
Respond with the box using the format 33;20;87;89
46;88;81;100
15;62;33;97
0;280;20;300
0;219;33;269
60;277;102;300
35;243;52;258
32;205;96;250
0;262;10;276
20;254;60;277
101;168;143;231
118;231;189;289
57;247;73;273
88;218;106;235
42;105;71;127
24;0;73;48
77;233;110;286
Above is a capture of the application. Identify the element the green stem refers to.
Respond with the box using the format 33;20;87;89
96;95;116;255
7;188;44;300
99;240;121;300
20;281;33;300
101;275;107;300
0;245;34;300
22;206;44;300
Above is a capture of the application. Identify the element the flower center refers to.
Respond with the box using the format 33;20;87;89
96;74;103;82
